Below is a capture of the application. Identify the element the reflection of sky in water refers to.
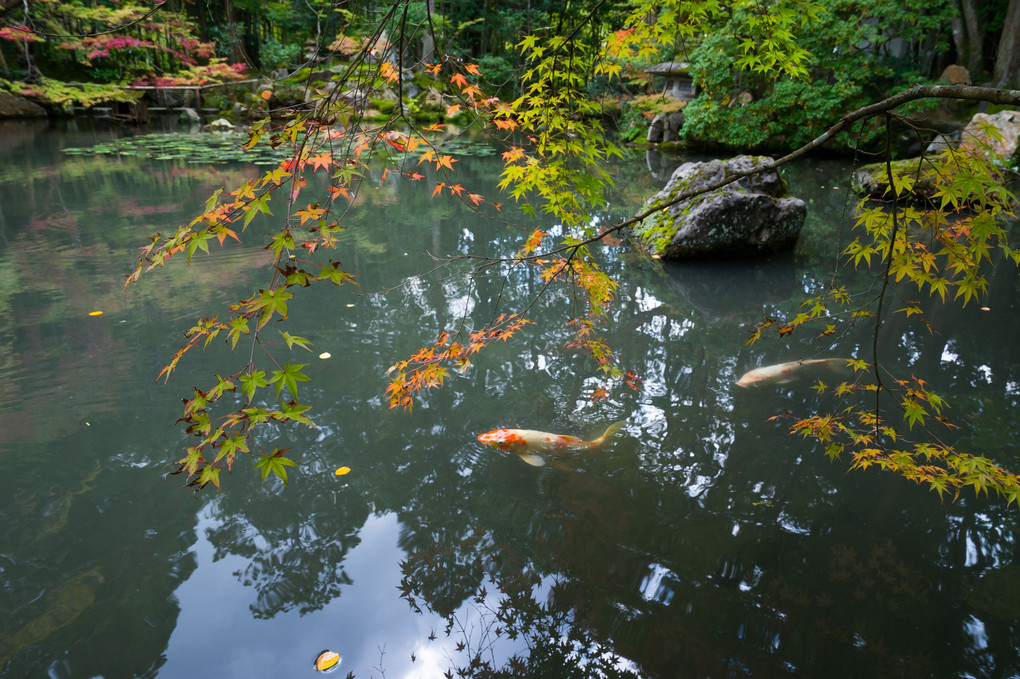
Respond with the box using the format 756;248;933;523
639;562;676;606
160;509;527;679
964;615;989;652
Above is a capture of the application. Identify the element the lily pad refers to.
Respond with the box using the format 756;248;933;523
63;131;293;165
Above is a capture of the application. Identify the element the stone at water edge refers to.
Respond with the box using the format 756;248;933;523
0;91;47;118
631;155;806;260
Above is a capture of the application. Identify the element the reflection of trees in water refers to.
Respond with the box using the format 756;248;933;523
0;461;198;678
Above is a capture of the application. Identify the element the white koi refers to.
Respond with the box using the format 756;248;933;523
736;358;851;388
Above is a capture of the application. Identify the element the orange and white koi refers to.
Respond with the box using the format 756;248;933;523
477;422;624;467
736;358;850;388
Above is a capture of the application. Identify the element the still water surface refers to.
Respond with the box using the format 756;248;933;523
0;119;1017;678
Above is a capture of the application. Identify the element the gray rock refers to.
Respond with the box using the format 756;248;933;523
631;155;806;259
959;109;1020;163
925;133;955;155
0;91;47;118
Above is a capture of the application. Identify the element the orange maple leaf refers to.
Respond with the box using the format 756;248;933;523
446;104;462;117
307;153;334;171
467;193;484;205
426;62;442;75
435;155;457;171
450;73;468;90
294;203;327;225
449;183;465;197
330;185;351;201
494;119;518;131
432;183;446;198
465;63;481;76
502;147;526;163
423;123;446;132
380;61;399;83
213;226;241;246
522;229;547;255
408;172;424;181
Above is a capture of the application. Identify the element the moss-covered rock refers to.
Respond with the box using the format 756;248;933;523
631;155;806;260
0;91;47;118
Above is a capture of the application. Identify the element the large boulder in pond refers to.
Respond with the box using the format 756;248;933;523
631;155;806;259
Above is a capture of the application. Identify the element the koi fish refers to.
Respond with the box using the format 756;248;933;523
477;422;624;467
736;358;850;388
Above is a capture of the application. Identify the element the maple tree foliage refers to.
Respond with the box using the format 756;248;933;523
119;0;1020;505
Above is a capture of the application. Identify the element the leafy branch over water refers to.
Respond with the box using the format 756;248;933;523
121;0;1020;506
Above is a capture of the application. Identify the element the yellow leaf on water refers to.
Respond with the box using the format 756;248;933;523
88;311;103;316
319;352;332;359
315;650;340;671
335;466;351;476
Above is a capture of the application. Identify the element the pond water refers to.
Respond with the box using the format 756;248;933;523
0;118;1018;679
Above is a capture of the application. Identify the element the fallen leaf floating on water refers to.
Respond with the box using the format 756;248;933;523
319;352;332;359
981;307;990;311
315;650;340;671
88;310;103;316
335;466;351;476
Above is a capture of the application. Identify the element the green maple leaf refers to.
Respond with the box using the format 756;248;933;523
197;465;222;491
207;375;235;400
280;331;312;351
242;406;273;423
186;229;213;263
249;287;294;329
227;316;250;349
213;434;250;467
176;447;203;477
239;370;269;403
317;261;359;287
268;229;296;259
254;448;297;486
274;400;314;425
269;361;310;400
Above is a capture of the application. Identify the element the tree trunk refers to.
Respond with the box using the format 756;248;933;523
421;0;435;66
951;0;984;76
994;0;1020;87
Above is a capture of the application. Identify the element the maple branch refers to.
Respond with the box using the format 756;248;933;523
871;113;898;428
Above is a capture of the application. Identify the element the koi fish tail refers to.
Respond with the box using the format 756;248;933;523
592;421;625;446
